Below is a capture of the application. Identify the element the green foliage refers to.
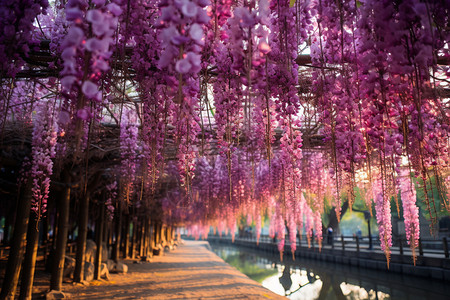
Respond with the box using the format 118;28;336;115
352;187;368;211
414;174;449;221
339;211;379;236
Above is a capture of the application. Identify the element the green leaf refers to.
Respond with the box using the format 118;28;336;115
289;0;296;8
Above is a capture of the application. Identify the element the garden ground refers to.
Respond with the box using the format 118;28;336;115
59;240;285;299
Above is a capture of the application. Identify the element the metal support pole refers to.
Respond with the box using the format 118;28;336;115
443;237;449;259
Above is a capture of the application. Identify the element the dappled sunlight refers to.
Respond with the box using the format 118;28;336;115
62;241;286;299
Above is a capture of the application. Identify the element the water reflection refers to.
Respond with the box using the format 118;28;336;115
211;244;449;300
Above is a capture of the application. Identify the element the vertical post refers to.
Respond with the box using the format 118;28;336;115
356;236;360;255
399;238;403;255
418;238;424;256
443;237;448;259
365;211;373;250
341;235;345;254
331;234;334;250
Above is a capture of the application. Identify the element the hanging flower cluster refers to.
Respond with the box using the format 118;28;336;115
1;0;449;266
30;99;58;220
0;0;49;77
157;0;209;191
120;108;140;203
105;180;118;220
59;0;122;149
398;167;420;264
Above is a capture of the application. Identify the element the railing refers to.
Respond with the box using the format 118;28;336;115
207;233;450;259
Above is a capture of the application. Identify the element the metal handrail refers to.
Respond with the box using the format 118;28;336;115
205;233;450;258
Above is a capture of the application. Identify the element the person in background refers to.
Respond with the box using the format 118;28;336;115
327;227;333;245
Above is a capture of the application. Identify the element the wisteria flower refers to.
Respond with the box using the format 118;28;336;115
63;27;84;47
189;23;203;42
60;75;77;91
86;9;104;23
181;2;198;17
186;51;201;67
107;3;122;16
175;58;192;73
161;6;178;22
3;25;15;38
93;0;106;5
81;80;98;98
92;20;110;36
85;37;109;52
65;7;83;21
76;108;90;120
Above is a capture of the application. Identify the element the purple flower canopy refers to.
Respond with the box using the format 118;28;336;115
1;0;449;265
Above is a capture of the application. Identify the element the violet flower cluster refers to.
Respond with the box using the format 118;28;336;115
0;0;49;77
105;181;118;220
120;108;140;202
30;99;58;219
60;0;122;142
373;178;392;261
398;168;420;252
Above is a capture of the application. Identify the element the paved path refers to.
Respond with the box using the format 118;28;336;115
63;240;286;299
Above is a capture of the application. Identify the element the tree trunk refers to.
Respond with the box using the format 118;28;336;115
148;220;154;255
130;220;136;259
160;224;164;245
156;224;160;246
50;173;71;291
51;209;58;250
73;192;90;282
19;215;39;300
0;178;32;299
94;205;104;280
41;214;49;245
2;206;13;245
153;222;158;246
112;207;121;262
139;220;145;257
144;218;149;258
326;200;349;233
123;215;130;258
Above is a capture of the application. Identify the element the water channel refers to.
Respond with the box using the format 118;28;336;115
210;243;450;300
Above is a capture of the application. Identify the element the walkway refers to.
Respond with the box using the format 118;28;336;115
63;240;286;299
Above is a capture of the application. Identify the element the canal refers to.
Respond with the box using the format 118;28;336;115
210;243;450;300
